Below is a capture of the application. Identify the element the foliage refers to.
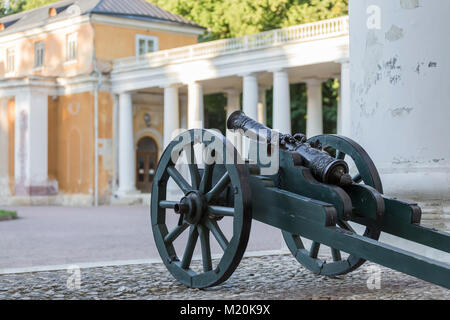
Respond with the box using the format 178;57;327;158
149;0;348;40
0;210;18;218
0;0;25;16
204;93;227;133
0;0;345;136
322;79;339;134
266;80;338;136
0;0;58;17
22;0;57;11
207;79;338;136
150;0;346;135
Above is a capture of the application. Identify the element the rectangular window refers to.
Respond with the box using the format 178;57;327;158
66;33;77;61
136;35;158;56
34;41;44;68
6;48;15;73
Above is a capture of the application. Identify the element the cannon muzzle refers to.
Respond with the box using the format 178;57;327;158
227;111;352;186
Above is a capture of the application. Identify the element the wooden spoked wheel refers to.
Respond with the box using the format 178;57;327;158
151;129;252;288
283;134;383;276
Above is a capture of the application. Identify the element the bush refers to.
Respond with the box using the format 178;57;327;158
0;210;18;221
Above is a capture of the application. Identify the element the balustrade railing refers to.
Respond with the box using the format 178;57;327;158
113;16;349;71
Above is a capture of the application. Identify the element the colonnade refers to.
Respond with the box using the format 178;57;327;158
116;62;350;194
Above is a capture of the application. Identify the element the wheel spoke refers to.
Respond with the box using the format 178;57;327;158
164;223;189;245
207;206;234;217
180;226;198;269
205;219;229;251
205;172;231;202
336;150;346;160
183;143;201;190
188;164;201;190
198;225;212;272
337;220;356;233
283;135;383;277
199;163;214;194
353;173;362;183
167;166;192;194
331;248;342;261
309;241;320;258
159;200;178;209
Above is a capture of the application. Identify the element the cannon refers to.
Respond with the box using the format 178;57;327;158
151;111;450;289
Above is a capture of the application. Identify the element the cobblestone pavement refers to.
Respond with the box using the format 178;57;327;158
0;254;448;300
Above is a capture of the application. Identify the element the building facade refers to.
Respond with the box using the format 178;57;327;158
0;0;351;206
0;0;204;205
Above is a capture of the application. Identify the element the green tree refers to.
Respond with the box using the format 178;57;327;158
150;0;347;40
163;0;347;135
204;93;227;133
0;0;26;17
322;79;339;134
0;0;58;17
0;0;345;136
22;0;57;11
266;80;338;136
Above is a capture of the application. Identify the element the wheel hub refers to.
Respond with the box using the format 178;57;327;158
174;191;206;225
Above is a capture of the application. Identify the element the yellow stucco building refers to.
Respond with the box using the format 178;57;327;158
0;0;204;205
0;0;353;207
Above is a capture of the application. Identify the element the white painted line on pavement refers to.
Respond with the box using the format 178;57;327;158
0;249;290;275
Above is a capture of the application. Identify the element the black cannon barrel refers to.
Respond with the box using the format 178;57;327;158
227;111;353;186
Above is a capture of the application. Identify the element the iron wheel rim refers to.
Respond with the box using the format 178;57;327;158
151;129;252;288
283;134;383;276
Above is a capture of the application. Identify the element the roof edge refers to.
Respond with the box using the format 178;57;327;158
90;13;205;36
0;0;78;22
90;11;205;30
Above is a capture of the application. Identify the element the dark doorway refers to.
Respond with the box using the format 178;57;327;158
136;137;158;193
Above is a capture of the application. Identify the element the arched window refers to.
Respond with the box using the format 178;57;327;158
137;137;157;152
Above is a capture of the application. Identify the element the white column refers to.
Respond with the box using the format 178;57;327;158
339;60;351;137
273;70;291;134
188;82;203;129
163;85;180;147
258;87;267;125
226;89;240;119
225;89;242;154
305;79;323;138
14;89;54;196
242;74;259;157
0;99;9;196
350;0;450;201
242;74;258;120
118;92;137;194
112;94;119;193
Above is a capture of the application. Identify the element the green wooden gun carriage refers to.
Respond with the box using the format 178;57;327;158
151;111;450;289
